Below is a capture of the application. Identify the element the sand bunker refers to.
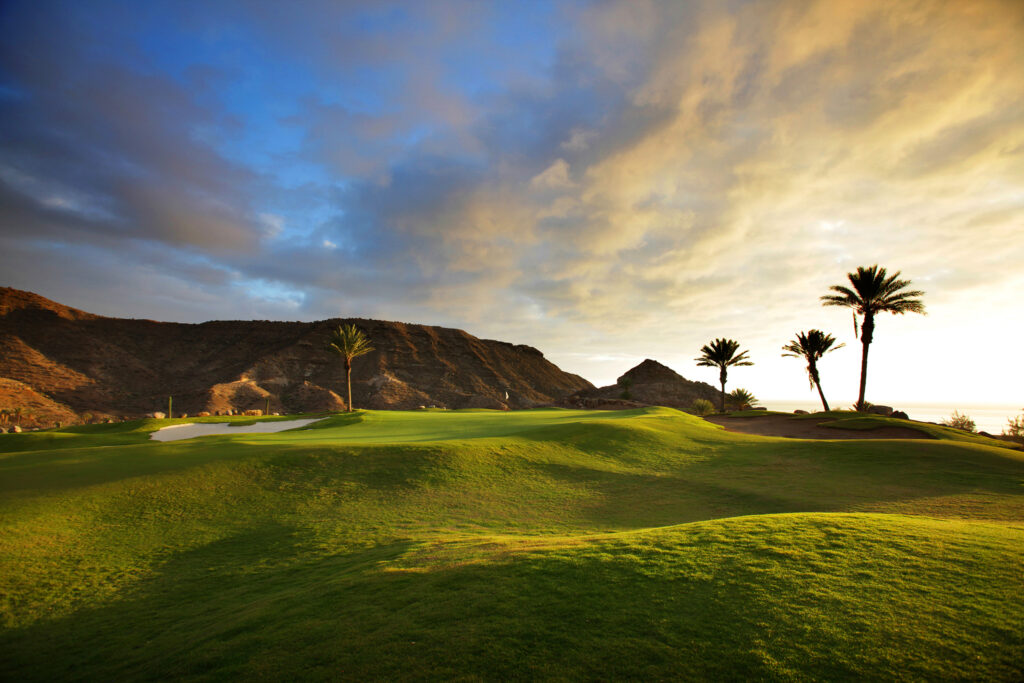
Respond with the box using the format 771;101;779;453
150;418;325;442
705;414;932;440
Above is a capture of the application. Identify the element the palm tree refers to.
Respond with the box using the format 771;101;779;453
781;329;844;412
327;324;375;412
695;338;753;412
728;388;758;410
821;265;925;411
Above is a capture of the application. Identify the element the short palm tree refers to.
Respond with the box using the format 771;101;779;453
695;338;753;412
821;265;925;411
327;324;375;412
781;329;844;412
728;388;757;410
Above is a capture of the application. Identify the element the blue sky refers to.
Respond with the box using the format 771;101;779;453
1;0;1022;405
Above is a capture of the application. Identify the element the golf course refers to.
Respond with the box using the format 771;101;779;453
2;407;1023;680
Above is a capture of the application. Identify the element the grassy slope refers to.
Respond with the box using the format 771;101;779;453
2;408;1023;680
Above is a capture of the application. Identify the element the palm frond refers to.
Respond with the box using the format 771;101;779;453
695;338;753;367
821;265;925;317
328;324;375;359
781;329;844;389
728;388;757;408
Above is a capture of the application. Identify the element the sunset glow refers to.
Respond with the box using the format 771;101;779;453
2;0;1022;405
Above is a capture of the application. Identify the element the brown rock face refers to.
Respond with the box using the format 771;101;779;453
562;358;719;412
0;287;593;425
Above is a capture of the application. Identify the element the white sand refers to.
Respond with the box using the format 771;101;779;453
149;418;325;442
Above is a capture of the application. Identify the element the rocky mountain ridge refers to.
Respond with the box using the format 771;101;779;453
0;288;593;426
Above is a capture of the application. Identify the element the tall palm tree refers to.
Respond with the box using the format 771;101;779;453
327;324;375;412
695;338;753;412
821;265;925;411
781;329;844;412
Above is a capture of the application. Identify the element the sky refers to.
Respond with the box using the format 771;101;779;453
1;0;1022;407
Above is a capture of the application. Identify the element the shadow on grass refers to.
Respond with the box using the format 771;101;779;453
0;440;267;497
2;517;1022;681
526;437;1024;528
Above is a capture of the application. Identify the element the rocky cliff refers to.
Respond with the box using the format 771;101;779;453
0;288;593;426
562;358;720;411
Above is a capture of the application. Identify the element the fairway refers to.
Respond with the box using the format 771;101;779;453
2;407;1023;680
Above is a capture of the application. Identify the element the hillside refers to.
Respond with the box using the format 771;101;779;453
0;288;592;424
1;408;1023;679
563;358;720;409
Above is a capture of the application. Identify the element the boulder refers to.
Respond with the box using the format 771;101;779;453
11;425;22;433
891;410;909;420
150;411;166;419
793;409;809;415
243;409;263;417
197;411;211;417
868;405;893;416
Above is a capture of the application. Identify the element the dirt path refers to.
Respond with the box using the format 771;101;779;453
704;414;933;440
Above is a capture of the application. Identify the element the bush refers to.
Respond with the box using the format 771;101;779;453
1004;411;1024;440
618;377;633;400
692;399;716;416
941;410;976;433
728;388;757;410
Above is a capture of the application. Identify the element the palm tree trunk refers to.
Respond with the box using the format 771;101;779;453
856;314;874;411
811;367;830;412
345;357;353;412
719;368;727;412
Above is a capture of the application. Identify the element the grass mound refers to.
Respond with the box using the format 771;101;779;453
2;407;1023;679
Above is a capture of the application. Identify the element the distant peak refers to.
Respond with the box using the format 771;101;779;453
618;359;684;385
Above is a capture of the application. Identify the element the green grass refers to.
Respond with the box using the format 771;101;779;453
2;407;1023;680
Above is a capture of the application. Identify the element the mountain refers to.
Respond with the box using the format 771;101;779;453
0;288;593;426
562;358;720;411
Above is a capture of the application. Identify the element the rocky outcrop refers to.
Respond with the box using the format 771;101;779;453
283;381;348;413
562;359;719;412
0;287;593;425
0;377;79;429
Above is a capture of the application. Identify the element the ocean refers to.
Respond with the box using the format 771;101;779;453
763;400;1022;436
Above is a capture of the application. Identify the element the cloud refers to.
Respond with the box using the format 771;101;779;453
1;0;1022;401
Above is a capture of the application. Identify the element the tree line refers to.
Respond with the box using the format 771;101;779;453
327;264;928;417
696;264;926;413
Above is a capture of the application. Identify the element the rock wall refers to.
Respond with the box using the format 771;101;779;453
0;287;593;425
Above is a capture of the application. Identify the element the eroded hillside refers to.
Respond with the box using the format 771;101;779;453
0;288;592;424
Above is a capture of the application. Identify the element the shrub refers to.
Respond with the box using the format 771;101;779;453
692;399;716;416
728;388;757;410
1004;411;1024;440
618;377;633;400
941;410;976;433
